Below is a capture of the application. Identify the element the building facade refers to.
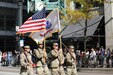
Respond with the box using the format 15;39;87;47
104;1;113;49
0;0;29;51
1;0;112;51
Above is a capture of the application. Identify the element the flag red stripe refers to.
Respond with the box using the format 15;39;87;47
19;26;46;32
18;28;45;33
20;24;46;29
24;20;46;25
45;29;53;34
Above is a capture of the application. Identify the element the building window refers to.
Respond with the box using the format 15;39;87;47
0;0;7;2
0;0;17;3
93;1;103;7
49;0;58;2
0;18;4;30
23;0;27;6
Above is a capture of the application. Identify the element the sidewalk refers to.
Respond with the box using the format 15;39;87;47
80;68;113;73
0;66;20;73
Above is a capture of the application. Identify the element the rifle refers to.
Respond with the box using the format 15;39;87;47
62;43;76;62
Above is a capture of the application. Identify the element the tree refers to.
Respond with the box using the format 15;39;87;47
61;0;103;50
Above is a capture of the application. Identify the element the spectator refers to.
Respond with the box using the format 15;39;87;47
11;50;19;66
15;52;20;66
89;48;96;67
106;48;111;68
76;49;82;68
81;51;86;67
99;46;105;67
96;49;100;67
7;51;12;66
85;49;89;67
2;52;7;66
111;49;113;67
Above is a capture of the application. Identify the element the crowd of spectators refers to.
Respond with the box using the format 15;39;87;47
0;50;20;66
76;46;113;68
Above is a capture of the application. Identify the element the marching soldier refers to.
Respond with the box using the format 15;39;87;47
58;49;65;75
33;42;44;75
20;45;33;75
50;43;60;75
39;42;51;75
66;46;78;75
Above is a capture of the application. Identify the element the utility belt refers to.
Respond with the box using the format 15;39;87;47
36;58;42;61
59;64;63;66
51;67;59;69
36;66;43;68
51;57;58;60
67;66;76;68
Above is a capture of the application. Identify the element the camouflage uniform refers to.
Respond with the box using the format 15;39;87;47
50;43;60;75
58;49;65;75
34;48;44;75
20;46;33;75
66;46;78;75
42;49;51;75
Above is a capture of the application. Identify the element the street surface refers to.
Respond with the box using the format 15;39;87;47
0;66;112;75
0;71;112;75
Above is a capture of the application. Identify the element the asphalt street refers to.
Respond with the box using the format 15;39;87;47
0;66;113;75
0;71;112;75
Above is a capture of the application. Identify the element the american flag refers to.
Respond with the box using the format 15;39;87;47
29;9;60;43
18;7;46;34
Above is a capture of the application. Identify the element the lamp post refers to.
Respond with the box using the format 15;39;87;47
17;0;24;27
16;0;24;51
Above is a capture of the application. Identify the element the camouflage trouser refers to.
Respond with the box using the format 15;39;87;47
36;66;44;75
51;67;60;75
43;65;51;75
59;66;65;75
20;68;34;75
66;66;78;75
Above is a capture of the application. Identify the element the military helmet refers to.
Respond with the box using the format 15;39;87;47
38;42;43;45
24;45;30;49
53;43;58;46
69;45;74;49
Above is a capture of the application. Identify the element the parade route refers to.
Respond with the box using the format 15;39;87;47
0;71;112;75
0;66;113;75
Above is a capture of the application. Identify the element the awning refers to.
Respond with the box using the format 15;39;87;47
61;15;103;38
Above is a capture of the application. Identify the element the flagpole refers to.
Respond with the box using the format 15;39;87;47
44;6;46;63
43;30;46;63
57;9;62;49
44;38;46;50
44;30;46;50
59;34;62;49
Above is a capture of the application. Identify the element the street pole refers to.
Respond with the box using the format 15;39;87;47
17;0;24;51
97;29;100;47
18;2;22;27
84;19;87;50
